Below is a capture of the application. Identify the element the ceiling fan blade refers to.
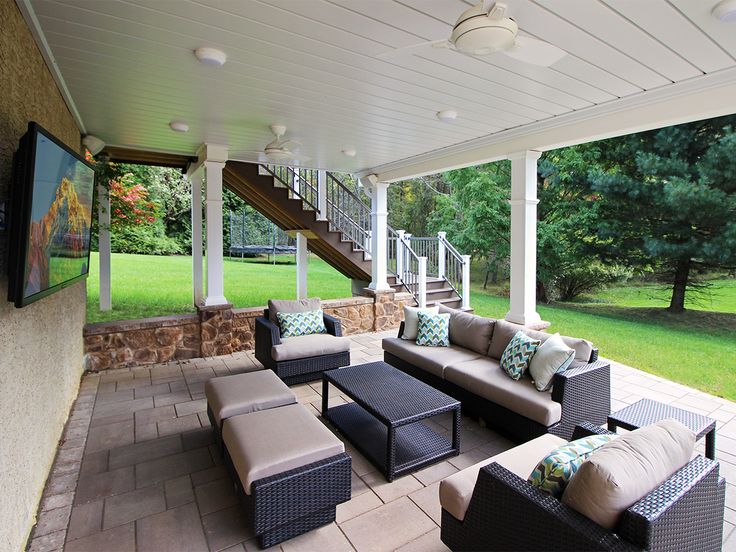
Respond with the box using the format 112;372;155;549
376;39;451;59
502;35;566;67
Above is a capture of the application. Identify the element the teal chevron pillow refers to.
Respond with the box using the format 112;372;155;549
500;331;541;380
416;312;450;347
277;309;327;338
528;434;617;498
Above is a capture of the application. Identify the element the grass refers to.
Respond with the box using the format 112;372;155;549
87;252;736;400
86;252;351;324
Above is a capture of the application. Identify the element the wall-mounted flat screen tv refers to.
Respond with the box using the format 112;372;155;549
7;122;96;308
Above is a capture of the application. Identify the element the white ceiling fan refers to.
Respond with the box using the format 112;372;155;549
243;124;310;163
379;1;566;67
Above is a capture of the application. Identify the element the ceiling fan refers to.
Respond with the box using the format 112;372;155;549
378;1;566;67
244;124;309;163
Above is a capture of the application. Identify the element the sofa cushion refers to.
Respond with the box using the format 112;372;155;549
271;333;350;362
562;419;696;530
528;433;617;498
439;306;495;355
487;319;594;362
444;358;562;426
500;331;541;380
440;433;566;521
416;312;450;347
277;309;327;338
268;298;321;327
382;337;482;378
528;333;575;392
222;404;344;494
401;305;439;340
205;371;297;428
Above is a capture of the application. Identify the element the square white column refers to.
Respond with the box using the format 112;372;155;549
296;232;308;299
363;175;391;291
506;151;542;326
204;159;228;306
189;170;204;306
97;183;111;311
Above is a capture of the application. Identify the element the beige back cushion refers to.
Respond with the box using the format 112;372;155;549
268;298;321;327
562;419;695;530
487;319;593;362
439;305;495;355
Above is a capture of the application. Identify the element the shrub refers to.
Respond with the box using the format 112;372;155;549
111;224;183;256
551;262;631;302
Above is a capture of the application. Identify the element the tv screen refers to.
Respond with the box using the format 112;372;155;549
7;122;96;308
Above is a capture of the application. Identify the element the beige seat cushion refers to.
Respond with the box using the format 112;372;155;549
382;337;482;378
222;403;344;494
271;333;350;362
444;359;562;426
205;371;296;428
440;433;566;521
439;305;496;355
268;298;321;327
562;419;695;530
487;319;594;362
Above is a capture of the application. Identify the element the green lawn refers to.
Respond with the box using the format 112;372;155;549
87;252;736;400
86;252;351;324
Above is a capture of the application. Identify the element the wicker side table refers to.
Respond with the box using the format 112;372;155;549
608;398;716;459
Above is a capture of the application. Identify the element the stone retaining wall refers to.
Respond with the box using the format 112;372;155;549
84;291;414;371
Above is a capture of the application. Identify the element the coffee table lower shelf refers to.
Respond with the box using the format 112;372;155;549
325;402;457;480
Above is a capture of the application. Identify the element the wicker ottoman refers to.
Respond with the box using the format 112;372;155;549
222;404;351;547
205;370;296;442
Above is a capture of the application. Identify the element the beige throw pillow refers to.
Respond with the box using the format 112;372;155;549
562;419;695;530
401;306;439;340
528;333;575;391
268;298;321;327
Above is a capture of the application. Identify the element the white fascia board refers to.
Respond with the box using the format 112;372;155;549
16;0;86;134
366;67;736;183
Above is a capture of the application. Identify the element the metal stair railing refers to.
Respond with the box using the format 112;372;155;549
263;165;319;211
325;172;372;254
438;232;471;309
388;227;427;308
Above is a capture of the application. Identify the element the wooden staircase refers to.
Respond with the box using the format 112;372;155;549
387;275;463;309
223;161;371;282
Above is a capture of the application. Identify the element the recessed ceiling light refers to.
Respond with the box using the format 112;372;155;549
169;121;189;133
713;0;736;21
194;47;227;67
342;148;357;157
436;110;458;122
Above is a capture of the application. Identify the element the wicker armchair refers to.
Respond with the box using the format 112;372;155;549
440;423;726;551
255;309;350;385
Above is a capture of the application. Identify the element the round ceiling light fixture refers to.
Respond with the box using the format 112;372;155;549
82;135;105;155
436;109;458;122
450;2;518;56
342;147;357;157
194;47;227;67
712;0;736;21
169;120;190;133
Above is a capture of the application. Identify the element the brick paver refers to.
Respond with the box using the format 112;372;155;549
27;330;736;551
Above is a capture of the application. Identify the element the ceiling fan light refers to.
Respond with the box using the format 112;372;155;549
450;2;518;55
712;0;736;21
194;47;227;67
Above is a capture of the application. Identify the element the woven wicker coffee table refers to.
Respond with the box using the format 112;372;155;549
322;361;460;481
608;398;716;459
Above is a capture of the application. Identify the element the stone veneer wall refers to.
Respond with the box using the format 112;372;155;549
0;1;85;550
84;292;414;371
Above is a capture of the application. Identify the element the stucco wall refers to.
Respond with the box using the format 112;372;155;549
0;1;84;550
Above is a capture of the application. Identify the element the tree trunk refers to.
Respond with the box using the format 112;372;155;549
668;259;690;313
483;270;490;290
537;280;548;304
491;266;498;285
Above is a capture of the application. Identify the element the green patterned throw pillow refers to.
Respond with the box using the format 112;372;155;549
416;312;450;347
500;331;541;380
277;309;327;338
528;434;617;498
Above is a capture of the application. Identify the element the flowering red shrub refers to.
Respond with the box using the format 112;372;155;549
108;174;157;227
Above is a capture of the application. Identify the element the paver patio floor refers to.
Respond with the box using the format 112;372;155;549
28;330;736;551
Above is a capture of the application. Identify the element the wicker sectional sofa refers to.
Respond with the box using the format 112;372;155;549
382;307;610;441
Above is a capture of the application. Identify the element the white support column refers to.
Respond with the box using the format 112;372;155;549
189;170;204;306
199;144;229;307
317;170;327;220
98;183;111;311
437;231;446;280
461;254;471;310
417;257;427;308
364;175;391;291
296;232;308;300
506;151;542;326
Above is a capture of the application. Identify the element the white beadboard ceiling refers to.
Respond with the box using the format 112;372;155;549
22;0;736;175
